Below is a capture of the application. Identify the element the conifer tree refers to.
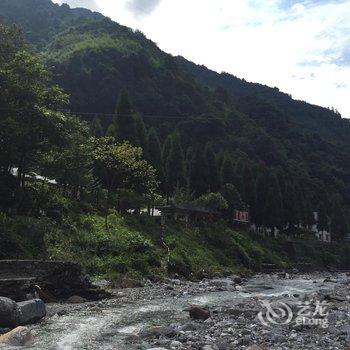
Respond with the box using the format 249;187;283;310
90;116;103;137
147;128;164;183
242;162;256;218
115;89;138;144
190;148;210;196
165;133;185;196
135;114;148;151
204;143;221;192
263;172;284;229
220;155;235;186
318;203;329;232
162;134;173;165
330;196;348;240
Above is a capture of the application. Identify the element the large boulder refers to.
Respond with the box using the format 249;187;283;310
0;297;22;328
188;305;210;320
17;299;46;325
0;326;33;346
0;297;45;328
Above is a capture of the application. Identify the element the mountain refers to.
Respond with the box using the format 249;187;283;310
1;0;349;230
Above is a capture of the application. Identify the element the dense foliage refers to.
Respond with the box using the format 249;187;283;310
0;0;349;278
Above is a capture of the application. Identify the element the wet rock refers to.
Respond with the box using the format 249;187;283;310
66;295;87;304
189;306;210;320
17;299;46;324
0;326;33;346
0;297;22;328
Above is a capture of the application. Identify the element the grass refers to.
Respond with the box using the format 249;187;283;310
1;205;349;283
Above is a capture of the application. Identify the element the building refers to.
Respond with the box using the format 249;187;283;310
233;209;250;224
157;205;221;226
310;212;331;243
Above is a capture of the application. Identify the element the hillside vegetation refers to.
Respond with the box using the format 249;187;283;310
0;0;349;278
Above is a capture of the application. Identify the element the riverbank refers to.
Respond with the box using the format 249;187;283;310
24;271;349;349
2;212;350;285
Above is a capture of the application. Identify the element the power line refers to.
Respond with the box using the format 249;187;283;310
0;107;220;120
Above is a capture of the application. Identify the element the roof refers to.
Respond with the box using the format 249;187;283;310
157;205;220;215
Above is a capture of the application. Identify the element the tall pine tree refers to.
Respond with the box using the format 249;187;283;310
204;143;221;192
220;155;235;186
165;133;186;197
115;89;138;144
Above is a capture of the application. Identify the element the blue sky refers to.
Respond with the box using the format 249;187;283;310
54;0;350;117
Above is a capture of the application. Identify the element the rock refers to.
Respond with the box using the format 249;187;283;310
170;340;182;348
139;326;176;338
0;326;33;346
189;306;210;320
34;285;57;303
202;346;214;350
0;297;22;328
147;348;168;350
17;299;46;325
246;346;262;350
66;295;87;304
179;322;199;331
0;328;10;335
233;276;242;284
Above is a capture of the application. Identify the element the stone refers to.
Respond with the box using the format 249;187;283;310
170;340;182;348
246;346;262;350
139;325;176;338
17;299;46;325
0;326;33;346
66;295;87;304
147;348;168;350
0;297;22;328
0;328;10;335
233;277;242;284
189;306;210;320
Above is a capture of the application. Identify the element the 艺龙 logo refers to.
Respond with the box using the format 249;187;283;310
258;300;293;326
257;300;329;328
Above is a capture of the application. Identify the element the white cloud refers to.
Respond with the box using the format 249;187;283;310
53;0;350;117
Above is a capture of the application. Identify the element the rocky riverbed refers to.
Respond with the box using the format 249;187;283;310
3;272;349;349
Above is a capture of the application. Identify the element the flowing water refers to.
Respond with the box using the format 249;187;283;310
10;275;344;349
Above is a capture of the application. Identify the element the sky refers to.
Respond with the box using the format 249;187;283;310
53;0;350;118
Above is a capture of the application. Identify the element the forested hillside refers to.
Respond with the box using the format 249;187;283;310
0;0;349;243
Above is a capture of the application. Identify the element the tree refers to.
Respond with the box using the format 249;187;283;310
196;192;228;211
164;133;185;197
0;26;70;197
189;148;210;196
115;89;138;144
242;163;256;217
147;128;164;183
40;116;94;196
318;203;329;232
263;173;284;229
330;196;348;241
162;134;173;165
220;183;244;212
90;116;103;137
204;144;221;192
135;114;147;151
220;155;235;186
92;137;158;226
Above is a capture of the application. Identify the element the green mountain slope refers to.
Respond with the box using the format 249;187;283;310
0;0;349;230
